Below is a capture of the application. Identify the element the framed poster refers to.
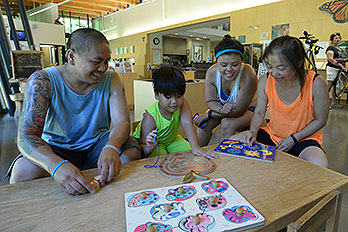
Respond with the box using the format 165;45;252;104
260;32;269;41
152;49;161;65
193;45;203;62
271;23;289;39
130;45;135;53
238;35;246;43
124;46;128;54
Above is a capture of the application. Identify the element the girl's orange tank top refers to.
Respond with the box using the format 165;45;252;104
262;70;323;145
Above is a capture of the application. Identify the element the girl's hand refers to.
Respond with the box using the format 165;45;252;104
229;130;256;146
145;129;158;150
192;146;218;160
220;103;236;115
276;136;295;152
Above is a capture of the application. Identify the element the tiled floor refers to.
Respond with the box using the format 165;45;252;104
1;107;348;231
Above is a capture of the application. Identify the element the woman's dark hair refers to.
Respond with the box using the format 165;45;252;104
263;35;311;91
67;28;109;54
329;32;341;42
152;65;186;97
214;34;244;59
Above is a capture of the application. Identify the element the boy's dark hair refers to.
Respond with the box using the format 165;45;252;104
152;65;186;97
214;34;244;59
67;28;109;54
263;35;310;92
329;32;341;42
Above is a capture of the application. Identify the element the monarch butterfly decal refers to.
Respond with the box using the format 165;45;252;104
319;0;348;23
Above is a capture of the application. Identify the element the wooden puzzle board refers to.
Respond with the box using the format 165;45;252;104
124;178;265;231
214;140;276;163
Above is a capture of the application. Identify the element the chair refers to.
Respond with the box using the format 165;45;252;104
131;120;141;134
287;190;342;232
9;93;24;118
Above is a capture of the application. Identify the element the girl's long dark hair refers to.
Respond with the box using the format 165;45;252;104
263;35;312;91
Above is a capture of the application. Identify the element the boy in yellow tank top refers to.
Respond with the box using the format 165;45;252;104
133;66;217;159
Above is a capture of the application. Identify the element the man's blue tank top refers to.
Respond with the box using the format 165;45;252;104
41;67;113;151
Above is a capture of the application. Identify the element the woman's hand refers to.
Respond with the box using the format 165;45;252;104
193;111;208;128
276;136;296;152
229;130;256;146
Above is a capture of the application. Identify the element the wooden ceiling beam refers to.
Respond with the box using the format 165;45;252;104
58;5;100;17
28;0;127;9
1;0;143;20
109;0;141;5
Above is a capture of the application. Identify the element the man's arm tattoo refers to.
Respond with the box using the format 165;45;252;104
18;71;51;154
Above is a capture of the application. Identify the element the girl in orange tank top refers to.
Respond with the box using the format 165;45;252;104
230;35;329;168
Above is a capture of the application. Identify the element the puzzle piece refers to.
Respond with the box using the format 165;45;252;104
196;194;227;211
223;205;258;223
201;180;229;194
127;191;160;207
150;202;186;221
166;185;197;201
178;213;216;231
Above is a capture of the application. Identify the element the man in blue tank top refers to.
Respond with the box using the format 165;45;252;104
8;28;140;195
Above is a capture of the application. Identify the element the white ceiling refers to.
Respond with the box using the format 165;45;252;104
158;17;230;41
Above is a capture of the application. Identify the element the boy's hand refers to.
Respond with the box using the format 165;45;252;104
192;147;218;160
145;129;158;150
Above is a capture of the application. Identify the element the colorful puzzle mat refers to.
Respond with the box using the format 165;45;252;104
214;139;276;163
125;178;265;231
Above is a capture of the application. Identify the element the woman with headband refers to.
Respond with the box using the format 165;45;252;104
193;35;257;146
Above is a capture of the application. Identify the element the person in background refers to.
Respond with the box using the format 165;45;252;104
133;65;217;159
8;28;141;195
231;35;329;168
193;35;257;146
326;32;347;109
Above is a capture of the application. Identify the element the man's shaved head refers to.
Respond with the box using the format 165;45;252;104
67;28;109;55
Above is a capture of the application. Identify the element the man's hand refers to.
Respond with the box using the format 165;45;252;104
54;162;95;195
98;148;121;186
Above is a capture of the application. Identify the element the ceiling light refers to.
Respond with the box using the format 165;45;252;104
190;35;193;37
175;33;178;35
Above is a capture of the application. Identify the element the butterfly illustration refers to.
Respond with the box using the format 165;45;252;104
319;0;348;23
